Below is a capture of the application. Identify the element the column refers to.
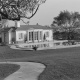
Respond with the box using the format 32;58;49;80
9;31;11;44
27;31;29;43
38;31;40;42
33;30;35;43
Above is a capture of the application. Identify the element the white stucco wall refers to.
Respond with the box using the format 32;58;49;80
1;32;4;42
16;31;26;41
43;29;53;41
1;32;9;44
49;30;53;41
5;32;9;43
9;31;16;44
9;31;11;44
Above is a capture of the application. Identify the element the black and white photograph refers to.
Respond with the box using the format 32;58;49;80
0;0;80;80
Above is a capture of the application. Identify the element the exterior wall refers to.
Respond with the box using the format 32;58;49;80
16;31;26;43
38;30;43;42
5;32;9;44
16;29;53;44
1;32;9;44
43;29;53;41
1;32;5;43
9;31;11;44
9;31;16;44
48;30;53;41
1;31;16;44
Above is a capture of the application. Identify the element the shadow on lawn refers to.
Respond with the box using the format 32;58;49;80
0;63;20;80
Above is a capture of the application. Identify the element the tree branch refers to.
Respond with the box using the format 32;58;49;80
0;10;8;19
0;0;45;20
22;5;39;19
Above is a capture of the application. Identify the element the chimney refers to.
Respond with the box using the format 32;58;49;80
15;20;20;27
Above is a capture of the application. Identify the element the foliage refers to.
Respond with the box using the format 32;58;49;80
53;10;71;26
53;31;80;40
51;10;80;27
51;10;80;40
51;11;80;32
0;0;46;20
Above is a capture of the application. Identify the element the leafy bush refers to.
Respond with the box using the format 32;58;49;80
53;31;80;40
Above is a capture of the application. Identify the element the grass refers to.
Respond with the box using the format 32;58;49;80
0;63;20;80
1;46;80;80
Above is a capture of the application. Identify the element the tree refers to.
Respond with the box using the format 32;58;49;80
51;10;70;27
0;0;46;21
51;10;80;29
51;10;80;40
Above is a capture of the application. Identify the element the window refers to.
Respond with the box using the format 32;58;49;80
29;32;33;41
34;31;38;40
19;33;23;39
46;32;49;37
37;31;38;40
39;31;42;40
29;32;32;41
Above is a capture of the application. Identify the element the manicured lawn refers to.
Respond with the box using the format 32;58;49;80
0;63;20;80
1;46;80;80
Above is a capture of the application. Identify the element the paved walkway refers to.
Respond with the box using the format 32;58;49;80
2;62;45;80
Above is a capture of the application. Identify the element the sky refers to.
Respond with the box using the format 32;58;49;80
2;0;80;27
21;0;80;26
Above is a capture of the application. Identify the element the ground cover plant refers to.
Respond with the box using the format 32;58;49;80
0;46;80;80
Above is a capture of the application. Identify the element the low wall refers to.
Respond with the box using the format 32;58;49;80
14;40;80;50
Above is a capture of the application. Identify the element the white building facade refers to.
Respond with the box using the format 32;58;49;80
0;24;53;45
16;25;53;44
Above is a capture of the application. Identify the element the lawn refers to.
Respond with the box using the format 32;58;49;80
1;46;80;80
0;63;20;80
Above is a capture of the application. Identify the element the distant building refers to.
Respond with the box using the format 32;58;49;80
0;23;53;44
